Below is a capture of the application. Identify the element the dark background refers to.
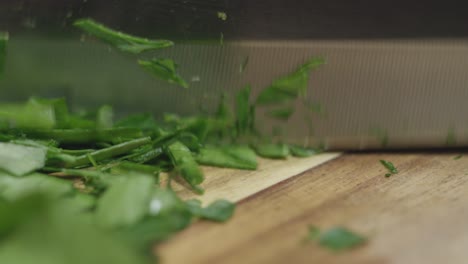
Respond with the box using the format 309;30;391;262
0;0;467;40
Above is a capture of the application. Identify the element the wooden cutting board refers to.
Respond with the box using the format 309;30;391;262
157;152;468;264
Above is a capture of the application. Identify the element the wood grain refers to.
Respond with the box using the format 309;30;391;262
162;152;341;205
158;152;468;264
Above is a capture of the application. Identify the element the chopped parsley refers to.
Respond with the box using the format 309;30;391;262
0;17;327;263
379;159;398;177
318;227;366;251
138;58;189;88
74;18;173;54
217;12;228;21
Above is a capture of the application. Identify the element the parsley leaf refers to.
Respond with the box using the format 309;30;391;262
0;99;56;129
217;12;228;21
0;143;47;176
253;143;290;159
256;57;325;105
0;172;73;200
74;18;173;54
138;58;188;88
186;199;235;222
166;141;205;194
96;174;155;228
289;145;321;157
0;194;148;264
197;145;258;170
379;159;398;177
235;85;255;135
318;227;366;251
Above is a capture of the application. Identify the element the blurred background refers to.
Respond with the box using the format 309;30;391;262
1;0;468;148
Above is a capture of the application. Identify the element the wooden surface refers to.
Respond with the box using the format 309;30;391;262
162;152;342;205
158;152;468;264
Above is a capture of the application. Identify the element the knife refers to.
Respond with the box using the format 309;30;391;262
1;0;467;149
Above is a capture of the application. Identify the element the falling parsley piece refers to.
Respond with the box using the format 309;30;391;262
256;57;325;105
454;155;463;160
73;18;173;54
217;11;228;21
235;85;255;135
319;227;366;251
239;56;249;74
446;128;456;146
379;159;398;177
220;32;224;45
138;58;189;88
0;31;8;76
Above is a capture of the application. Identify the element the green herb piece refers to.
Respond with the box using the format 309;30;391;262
215;94;233;123
379;159;398;177
96;105;114;129
128;147;164;164
122;190;192;246
454;155;463;160
148;188;187;217
166;141;204;194
266;106;295;120
236;85;255;135
0;143;46;176
64;137;151;168
0;172;73;201
118;161;160;175
114;113;158;130
370;127;389;147
0;99;56;129
10;139;80;166
96;174;155;228
253;143;290;159
27;97;70;129
186;199;235;222
256;57;325;105
446;128;456;146
0;194;148;264
66;192;96;212
289;145;320;157
23;127;143;145
239;56;249;74
74;18;173;54
138;58;188;88
197;145;257;170
87;153;98;167
217;11;228;21
318;227;366;251
220;32;224;45
0;32;8;77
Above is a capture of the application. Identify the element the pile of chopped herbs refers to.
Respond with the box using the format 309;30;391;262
0;18;326;263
